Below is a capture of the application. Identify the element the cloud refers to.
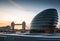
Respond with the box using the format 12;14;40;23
8;0;27;11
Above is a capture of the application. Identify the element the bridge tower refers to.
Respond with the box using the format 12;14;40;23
22;21;26;32
11;21;15;32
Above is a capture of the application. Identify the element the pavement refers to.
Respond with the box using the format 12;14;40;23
0;33;60;41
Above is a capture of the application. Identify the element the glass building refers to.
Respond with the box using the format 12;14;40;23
30;8;58;33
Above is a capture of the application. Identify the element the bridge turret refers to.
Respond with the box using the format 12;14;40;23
22;21;26;32
11;21;15;32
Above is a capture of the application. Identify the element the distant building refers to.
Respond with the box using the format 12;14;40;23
30;8;58;33
56;28;60;33
0;26;10;32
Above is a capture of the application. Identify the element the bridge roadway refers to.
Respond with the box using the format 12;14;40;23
0;33;60;41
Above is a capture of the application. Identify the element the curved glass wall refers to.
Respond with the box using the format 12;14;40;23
30;8;58;33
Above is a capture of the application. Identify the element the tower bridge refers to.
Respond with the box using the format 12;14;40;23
11;21;26;32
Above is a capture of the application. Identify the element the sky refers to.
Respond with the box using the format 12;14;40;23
0;0;60;29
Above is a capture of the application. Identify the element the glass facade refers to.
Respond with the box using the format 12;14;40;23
30;9;58;33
